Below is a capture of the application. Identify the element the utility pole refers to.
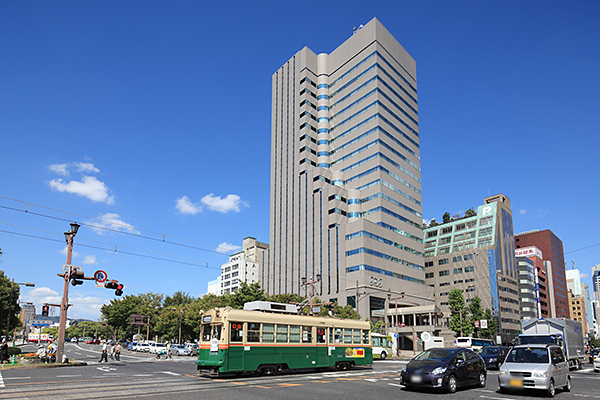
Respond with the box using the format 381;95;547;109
56;222;80;364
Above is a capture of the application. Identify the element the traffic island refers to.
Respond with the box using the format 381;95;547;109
0;354;87;369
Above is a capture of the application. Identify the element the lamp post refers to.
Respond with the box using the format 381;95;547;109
5;280;35;344
56;222;80;364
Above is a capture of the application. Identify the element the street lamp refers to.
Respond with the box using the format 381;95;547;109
5;280;35;345
56;222;80;364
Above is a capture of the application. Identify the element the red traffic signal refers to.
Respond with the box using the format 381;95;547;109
115;283;124;296
42;305;49;317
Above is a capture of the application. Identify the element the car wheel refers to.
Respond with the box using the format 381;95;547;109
499;386;509;394
547;379;555;398
447;374;457;393
403;384;413;391
380;351;387;360
478;371;486;388
563;376;571;392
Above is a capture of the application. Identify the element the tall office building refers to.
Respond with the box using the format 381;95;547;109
514;229;569;318
423;194;520;344
268;18;426;320
592;264;600;304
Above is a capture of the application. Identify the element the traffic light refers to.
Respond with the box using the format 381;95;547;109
71;269;84;286
42;305;49;317
104;281;118;290
115;283;124;296
105;281;123;296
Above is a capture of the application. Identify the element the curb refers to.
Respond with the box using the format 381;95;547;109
0;361;87;370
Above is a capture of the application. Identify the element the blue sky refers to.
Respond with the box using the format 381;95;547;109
1;1;599;320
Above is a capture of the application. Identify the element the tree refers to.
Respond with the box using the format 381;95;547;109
448;288;472;337
100;292;164;341
480;308;497;340
464;208;477;218
163;291;195;308
443;212;451;223
370;320;385;333
229;282;267;309
0;270;22;336
428;218;439;228
468;296;484;338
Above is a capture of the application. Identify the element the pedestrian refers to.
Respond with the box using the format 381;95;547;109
166;342;171;359
0;339;9;364
99;341;108;363
115;342;121;361
109;342;115;360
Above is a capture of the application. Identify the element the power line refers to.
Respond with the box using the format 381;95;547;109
0;228;220;270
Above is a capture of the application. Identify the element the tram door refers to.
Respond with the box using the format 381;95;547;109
315;327;328;366
228;322;244;371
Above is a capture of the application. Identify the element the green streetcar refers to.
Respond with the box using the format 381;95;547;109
196;302;373;376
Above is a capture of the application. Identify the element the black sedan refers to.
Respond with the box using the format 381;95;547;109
400;348;487;393
477;346;510;369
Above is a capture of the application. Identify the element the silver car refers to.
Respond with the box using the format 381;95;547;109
498;344;571;397
169;344;191;356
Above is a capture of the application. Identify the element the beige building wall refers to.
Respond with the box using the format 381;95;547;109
268;18;427;320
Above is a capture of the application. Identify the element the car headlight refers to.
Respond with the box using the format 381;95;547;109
532;372;548;378
401;366;407;373
431;367;447;375
499;370;508;376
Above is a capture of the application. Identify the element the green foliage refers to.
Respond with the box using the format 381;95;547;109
590;338;600;349
65;321;104;340
0;271;22;335
468;296;484;337
448;288;472;337
42;327;59;337
8;347;21;356
229;282;267;309
370;320;385;333
428;218;439;228
163;291;194;308
443;212;451;223
480;308;497;339
464;208;477;217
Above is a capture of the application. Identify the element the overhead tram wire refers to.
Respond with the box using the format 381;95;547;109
0;227;221;270
0;195;229;256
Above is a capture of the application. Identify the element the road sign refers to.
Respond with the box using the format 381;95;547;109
401;322;405;327
480;319;488;329
94;270;108;283
28;320;50;327
63;264;82;272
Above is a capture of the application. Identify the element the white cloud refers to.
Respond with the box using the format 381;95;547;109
175;196;202;215
60;246;80;258
519;209;527;215
201;193;246;213
580;273;589;279
74;162;100;174
90;213;139;235
216;242;241;254
48;176;115;204
82;255;98;264
26;287;59;298
48;163;69;176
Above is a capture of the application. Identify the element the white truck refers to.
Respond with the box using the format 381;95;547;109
518;318;585;370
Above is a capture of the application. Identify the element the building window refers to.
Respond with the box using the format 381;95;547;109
455;223;466;231
427;231;438;238
441;226;453;234
480;216;493;226
453;268;463;274
425;240;437;248
425;272;434;279
439;237;451;245
438;258;449;265
439;247;450;254
439;270;450;277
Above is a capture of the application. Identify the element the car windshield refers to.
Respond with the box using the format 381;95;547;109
478;347;500;355
414;349;455;361
505;347;549;363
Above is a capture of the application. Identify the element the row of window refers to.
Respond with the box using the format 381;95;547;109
208;322;370;345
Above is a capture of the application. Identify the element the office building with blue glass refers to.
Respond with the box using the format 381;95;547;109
267;18;429;320
423;194;520;344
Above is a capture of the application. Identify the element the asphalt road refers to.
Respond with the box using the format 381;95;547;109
1;345;600;400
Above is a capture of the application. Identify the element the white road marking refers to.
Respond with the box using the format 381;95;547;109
363;378;378;382
3;377;31;380
388;383;403;387
161;371;180;376
0;372;4;388
133;374;152;377
56;374;82;377
479;396;507;400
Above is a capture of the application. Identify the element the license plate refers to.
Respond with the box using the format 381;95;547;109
509;378;523;388
410;375;423;383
